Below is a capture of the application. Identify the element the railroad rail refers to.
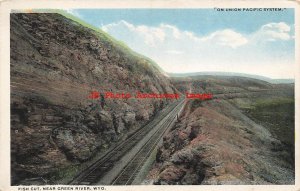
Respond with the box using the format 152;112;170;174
69;98;185;185
111;98;185;185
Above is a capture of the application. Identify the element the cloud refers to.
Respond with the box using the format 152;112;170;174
200;29;248;48
253;22;291;41
103;21;166;47
102;21;247;49
64;9;82;18
101;21;294;78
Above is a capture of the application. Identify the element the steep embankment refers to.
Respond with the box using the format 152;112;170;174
10;13;177;184
145;76;294;184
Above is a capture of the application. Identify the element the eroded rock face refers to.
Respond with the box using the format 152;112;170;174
149;99;294;185
94;110;114;133
52;126;98;161
10;13;178;184
123;111;136;127
135;108;150;121
170;149;196;164
156;166;186;185
113;113;125;134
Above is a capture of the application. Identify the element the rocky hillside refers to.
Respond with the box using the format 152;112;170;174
145;77;294;185
10;13;177;184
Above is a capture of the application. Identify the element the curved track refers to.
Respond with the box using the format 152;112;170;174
111;99;185;185
69;98;185;185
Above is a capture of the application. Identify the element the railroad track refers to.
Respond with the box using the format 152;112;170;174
111;98;185;185
69;98;185;185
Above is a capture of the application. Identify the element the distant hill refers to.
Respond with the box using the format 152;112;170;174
168;72;294;84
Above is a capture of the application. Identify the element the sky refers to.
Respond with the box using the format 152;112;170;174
66;9;295;79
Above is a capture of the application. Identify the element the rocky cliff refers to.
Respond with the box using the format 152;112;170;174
10;13;177;184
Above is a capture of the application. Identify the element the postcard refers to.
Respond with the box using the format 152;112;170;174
0;0;299;191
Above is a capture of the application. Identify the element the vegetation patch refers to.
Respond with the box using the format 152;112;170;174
245;97;295;167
